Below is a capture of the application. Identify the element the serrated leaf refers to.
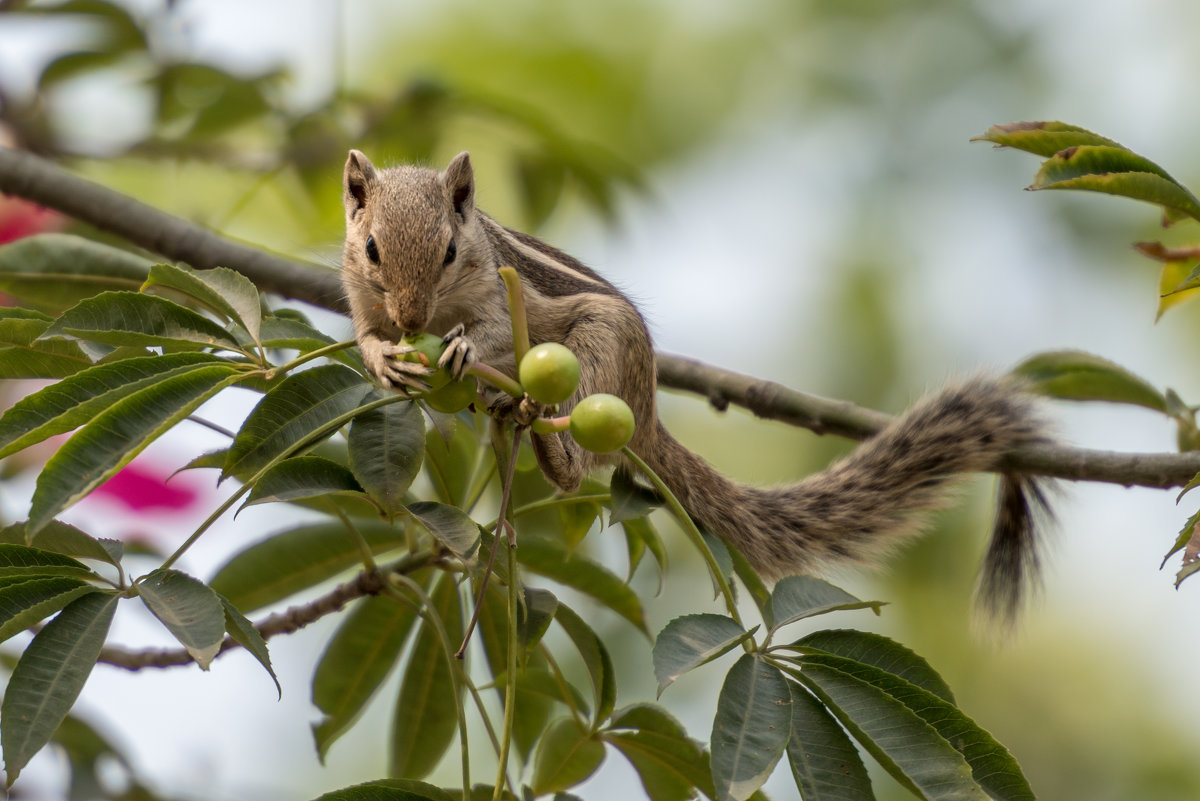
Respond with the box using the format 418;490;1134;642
0;521;122;568
519;536;648;635
1012;350;1167;412
1;591;119;785
40;291;242;351
349;398;425;516
531;716;606;796
142;262;262;344
217;593;278;696
0;234;150;314
136;568;226;670
208;521;403;613
0;578;98;645
0;313;94;378
972;120;1123;157
241;456;365;511
390;572;463;779
769;576;884;632
312;589;424;760
800;653;1033;801
797;662;987;801
710;655;791;801
0;544;95;579
27;363;241;533
653;614;755;696
224;364;371;481
0;352;220;459
791;629;955;703
604;704;711;801
406;501;481;560
1030;145;1200;223
555;602;616;726
786;682;875;801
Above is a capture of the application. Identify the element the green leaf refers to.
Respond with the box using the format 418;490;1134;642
652;614;755;697
312;590;424;760
769;576;884;632
241;456;366;510
0;578;98;645
1012;350;1167;412
726;540;774;628
555;602;617;726
530;716;606;796
620;516;667;587
224;364;371;480
208;521;403;613
310;779;454;801
519;536;649;635
390;572;463;779
142;262;262;344
217;593;279;696
0;234;150;315
786;682;875;801
135;568;226;670
407;501;481;560
349;398;425;517
0;352;221;459
519;586;558;655
972;121;1123;157
0;311;94;378
0;544;95;579
27;363;241;534
710;654;792;801
797;662;987;801
790;629;955;703
800;653;1033;801
609;468;660;525
1031;145;1200;223
40;291;242;351
0;521;122;568
1;591;119;785
604;704;711;801
422;413;479;506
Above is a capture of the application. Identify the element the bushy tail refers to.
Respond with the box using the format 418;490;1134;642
638;376;1050;618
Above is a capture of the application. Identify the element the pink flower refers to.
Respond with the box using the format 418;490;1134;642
92;459;200;513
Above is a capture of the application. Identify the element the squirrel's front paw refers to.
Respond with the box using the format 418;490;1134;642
438;323;478;379
362;339;433;392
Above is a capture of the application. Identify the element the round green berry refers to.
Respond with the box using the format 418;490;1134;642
424;374;478;413
569;393;635;454
396;332;451;390
518;342;581;405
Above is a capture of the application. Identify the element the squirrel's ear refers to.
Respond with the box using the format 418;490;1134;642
344;150;377;216
444;151;475;218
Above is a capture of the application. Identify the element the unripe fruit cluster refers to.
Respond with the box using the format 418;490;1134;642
519;343;635;454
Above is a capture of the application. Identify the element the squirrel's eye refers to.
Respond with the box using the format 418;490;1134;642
365;235;380;265
443;238;457;265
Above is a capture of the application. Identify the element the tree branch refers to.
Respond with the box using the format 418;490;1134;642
4;145;1199;490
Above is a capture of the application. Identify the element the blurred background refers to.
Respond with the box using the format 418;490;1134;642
3;0;1200;799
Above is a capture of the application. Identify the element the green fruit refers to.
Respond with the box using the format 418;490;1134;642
519;342;581;405
396;332;450;390
569;393;635;454
424;375;478;413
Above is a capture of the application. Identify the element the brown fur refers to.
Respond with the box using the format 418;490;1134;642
341;150;1051;617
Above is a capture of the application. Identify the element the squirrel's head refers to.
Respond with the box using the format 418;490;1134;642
342;149;476;335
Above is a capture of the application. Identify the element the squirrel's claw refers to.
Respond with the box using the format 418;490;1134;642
362;338;432;392
439;323;477;379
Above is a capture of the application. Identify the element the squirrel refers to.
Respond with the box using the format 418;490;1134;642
340;149;1051;620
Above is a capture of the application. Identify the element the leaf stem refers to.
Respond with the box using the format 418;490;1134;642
271;338;359;377
493;542;519;801
467;362;523;398
620;446;741;624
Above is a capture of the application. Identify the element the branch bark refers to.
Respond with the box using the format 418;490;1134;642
4;145;1199;490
